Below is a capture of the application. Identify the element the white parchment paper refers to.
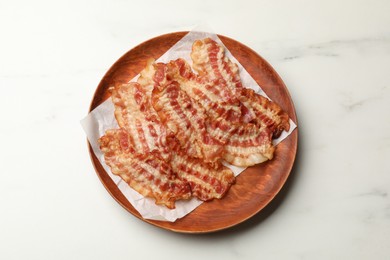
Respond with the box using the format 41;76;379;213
81;30;297;222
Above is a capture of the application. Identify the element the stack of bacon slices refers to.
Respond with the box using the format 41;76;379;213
98;38;290;209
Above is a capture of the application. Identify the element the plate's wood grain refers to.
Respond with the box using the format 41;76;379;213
88;32;298;233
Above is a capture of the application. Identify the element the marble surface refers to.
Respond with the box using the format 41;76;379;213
1;0;389;259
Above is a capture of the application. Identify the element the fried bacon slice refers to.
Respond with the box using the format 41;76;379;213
190;38;290;165
238;88;290;138
99;128;235;207
223;124;274;166
191;38;243;95
99;128;192;209
191;38;290;135
158;59;244;147
140;60;228;162
204;116;276;166
151;79;223;162
166;59;243;123
171;151;235;201
111;82;172;159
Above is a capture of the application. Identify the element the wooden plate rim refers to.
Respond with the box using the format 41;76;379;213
87;31;298;233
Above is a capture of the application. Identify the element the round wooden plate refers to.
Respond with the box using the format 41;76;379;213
88;32;298;233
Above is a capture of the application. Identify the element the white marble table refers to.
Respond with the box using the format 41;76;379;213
1;0;389;259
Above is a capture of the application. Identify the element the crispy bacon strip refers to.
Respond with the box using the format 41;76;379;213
191;38;243;95
191;38;290;136
166;59;242;123
203;112;276;166
223;124;274;166
111;82;172;159
171;151;235;201
99;128;192;209
162;59;246;146
190;38;290;165
238;88;290;138
152;79;223;162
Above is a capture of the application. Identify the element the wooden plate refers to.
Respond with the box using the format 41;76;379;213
88;32;298;233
